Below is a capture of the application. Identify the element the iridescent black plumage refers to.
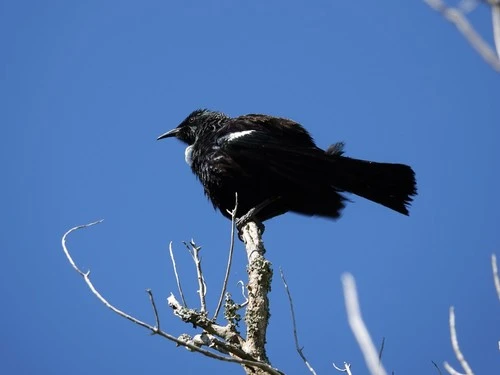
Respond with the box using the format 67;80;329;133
158;109;417;222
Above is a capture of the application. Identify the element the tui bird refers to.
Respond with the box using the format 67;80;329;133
158;109;417;226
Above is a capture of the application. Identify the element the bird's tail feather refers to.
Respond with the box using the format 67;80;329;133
331;156;417;215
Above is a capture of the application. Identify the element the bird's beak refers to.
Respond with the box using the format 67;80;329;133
157;128;179;140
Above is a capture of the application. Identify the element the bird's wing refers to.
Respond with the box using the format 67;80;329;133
231;114;317;148
217;127;339;191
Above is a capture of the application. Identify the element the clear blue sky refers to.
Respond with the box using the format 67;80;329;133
2;1;499;374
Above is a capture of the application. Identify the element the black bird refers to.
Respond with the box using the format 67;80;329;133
158;109;417;225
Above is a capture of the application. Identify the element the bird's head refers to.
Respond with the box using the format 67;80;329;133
157;109;227;145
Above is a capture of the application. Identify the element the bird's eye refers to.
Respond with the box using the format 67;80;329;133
189;117;195;123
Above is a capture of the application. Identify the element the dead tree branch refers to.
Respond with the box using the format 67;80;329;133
240;221;273;366
62;220;283;375
167;221;276;375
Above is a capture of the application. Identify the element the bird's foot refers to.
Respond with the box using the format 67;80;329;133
236;208;266;239
235;197;280;240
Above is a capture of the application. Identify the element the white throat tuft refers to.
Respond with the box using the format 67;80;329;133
185;145;194;166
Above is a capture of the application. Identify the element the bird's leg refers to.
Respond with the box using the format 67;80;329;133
235;197;280;236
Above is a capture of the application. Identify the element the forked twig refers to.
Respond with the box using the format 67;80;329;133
279;268;317;375
184;240;207;312
341;273;387;375
214;193;238;321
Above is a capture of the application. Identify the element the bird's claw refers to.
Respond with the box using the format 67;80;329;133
236;209;265;241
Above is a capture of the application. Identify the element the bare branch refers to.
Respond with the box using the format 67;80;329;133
443;307;474;375
214;192;238;321
62;221;283;375
341;273;387;375
169;241;188;307
333;362;353;375
61;220;152;329
492;254;500;301
62;219;104;276
279;268;317;375
146;289;160;330
424;0;500;71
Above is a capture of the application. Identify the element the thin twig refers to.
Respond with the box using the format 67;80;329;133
169;241;187;307
492;254;500;301
341;273;387;375
280;268;317;375
424;0;500;71
238;280;249;308
193;243;207;313
333;362;353;375
146;289;160;331
378;337;386;361
432;360;443;375
214;193;238;321
185;241;207;312
62;220;104;275
443;307;474;375
61;221;284;375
